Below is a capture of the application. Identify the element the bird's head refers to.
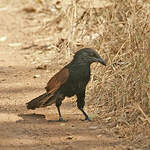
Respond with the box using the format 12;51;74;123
73;48;106;66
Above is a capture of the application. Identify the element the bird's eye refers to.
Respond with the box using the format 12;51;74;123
90;53;97;58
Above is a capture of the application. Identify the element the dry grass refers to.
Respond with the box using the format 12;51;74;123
29;0;150;146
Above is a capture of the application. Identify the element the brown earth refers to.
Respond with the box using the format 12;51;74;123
0;1;149;150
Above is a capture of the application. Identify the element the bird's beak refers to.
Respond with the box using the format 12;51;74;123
97;57;106;66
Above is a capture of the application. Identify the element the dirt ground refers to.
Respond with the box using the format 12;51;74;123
0;1;149;150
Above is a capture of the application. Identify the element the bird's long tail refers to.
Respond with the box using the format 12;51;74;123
26;92;56;110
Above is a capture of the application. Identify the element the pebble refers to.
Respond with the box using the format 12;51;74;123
66;136;73;140
89;126;98;130
34;74;40;78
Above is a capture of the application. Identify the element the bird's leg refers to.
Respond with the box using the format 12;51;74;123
56;95;67;122
56;105;63;121
78;107;91;121
76;92;91;121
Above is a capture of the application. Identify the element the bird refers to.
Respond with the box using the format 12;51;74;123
26;48;106;121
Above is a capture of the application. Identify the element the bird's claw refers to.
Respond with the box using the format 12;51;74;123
58;117;68;122
85;117;92;121
80;117;92;121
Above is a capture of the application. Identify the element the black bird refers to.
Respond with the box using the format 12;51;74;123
26;48;106;121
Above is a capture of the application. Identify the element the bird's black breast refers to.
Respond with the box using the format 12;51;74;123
59;63;90;97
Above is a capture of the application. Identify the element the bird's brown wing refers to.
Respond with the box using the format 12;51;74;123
45;68;69;94
26;68;69;109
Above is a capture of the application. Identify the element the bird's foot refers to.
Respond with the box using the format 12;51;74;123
85;117;92;121
58;117;68;122
81;117;92;122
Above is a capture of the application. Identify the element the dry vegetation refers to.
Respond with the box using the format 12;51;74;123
26;0;150;147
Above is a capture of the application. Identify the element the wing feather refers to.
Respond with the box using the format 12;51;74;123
45;68;69;94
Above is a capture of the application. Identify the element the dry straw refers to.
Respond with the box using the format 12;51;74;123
35;0;150;140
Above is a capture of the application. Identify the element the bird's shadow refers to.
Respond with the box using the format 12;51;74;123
17;113;66;123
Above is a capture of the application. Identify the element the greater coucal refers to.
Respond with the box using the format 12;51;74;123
26;48;106;121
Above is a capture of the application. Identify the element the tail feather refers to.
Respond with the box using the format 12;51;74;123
26;92;56;110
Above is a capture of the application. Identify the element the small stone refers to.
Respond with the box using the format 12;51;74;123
97;134;102;138
8;43;22;47
89;126;98;130
66;136;73;140
0;36;7;42
34;74;40;78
